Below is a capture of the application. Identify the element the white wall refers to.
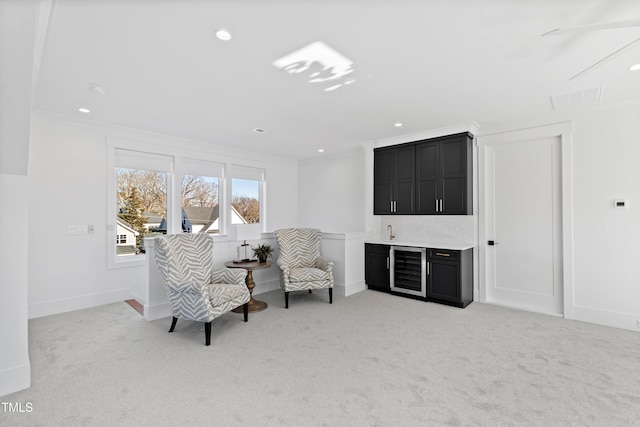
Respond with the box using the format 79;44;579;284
298;148;366;233
479;100;640;330
0;174;31;396
297;149;369;297
569;102;640;328
27;117;299;318
0;0;40;397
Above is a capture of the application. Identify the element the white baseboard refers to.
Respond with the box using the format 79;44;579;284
251;278;366;298
0;362;30;398
252;279;280;295
143;302;171;321
573;305;640;332
28;288;131;319
344;280;367;297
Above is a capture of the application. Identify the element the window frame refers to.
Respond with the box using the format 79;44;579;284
107;138;268;270
178;158;225;235
107;142;173;269
229;165;265;228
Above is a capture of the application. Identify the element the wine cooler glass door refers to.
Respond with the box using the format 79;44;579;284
390;246;426;298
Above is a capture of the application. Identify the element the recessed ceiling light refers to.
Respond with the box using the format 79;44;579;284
318;149;325;153
215;29;232;41
630;63;640;71
78;107;90;114
394;122;403;127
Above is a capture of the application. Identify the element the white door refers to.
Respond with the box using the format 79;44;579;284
484;135;563;315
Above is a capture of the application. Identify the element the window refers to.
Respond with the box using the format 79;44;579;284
181;159;223;234
107;144;266;268
231;166;264;225
231;179;259;224
116;167;167;256
111;148;171;261
181;174;219;233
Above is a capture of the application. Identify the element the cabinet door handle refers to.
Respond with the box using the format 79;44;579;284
435;252;450;257
435;199;439;212
394;201;397;212
386;256;390;269
427;261;430;275
390;201;393;212
439;199;443;212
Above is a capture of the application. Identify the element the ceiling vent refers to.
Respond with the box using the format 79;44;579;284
550;86;603;110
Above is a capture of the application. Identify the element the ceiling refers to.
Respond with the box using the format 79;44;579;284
33;0;640;160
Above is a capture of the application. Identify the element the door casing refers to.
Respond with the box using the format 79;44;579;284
477;122;575;318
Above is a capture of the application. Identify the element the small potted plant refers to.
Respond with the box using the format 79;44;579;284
252;243;273;263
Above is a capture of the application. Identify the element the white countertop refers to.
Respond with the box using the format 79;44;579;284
365;239;475;251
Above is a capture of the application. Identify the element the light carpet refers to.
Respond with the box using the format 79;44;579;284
2;289;639;426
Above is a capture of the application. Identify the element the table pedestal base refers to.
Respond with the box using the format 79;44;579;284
233;296;268;313
229;266;269;313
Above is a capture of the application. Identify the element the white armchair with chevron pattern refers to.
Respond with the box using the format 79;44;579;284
153;234;250;346
274;228;334;308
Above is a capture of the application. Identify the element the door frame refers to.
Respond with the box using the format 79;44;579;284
477;122;575;319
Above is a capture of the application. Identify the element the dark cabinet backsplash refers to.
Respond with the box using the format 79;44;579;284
374;132;473;215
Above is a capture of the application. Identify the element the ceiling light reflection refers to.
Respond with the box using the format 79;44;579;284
273;41;356;91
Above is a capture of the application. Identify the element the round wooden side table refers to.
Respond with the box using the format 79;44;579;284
224;260;272;313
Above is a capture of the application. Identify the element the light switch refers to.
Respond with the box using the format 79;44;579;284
67;225;88;235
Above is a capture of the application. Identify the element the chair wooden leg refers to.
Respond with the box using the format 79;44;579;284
285;291;289;309
243;302;249;322
308;289;312;293
329;288;333;304
205;322;212;346
169;317;178;332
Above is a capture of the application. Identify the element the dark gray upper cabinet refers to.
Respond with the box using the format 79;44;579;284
374;132;473;215
374;144;415;214
416;133;472;215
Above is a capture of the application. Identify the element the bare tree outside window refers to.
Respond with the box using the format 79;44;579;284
182;175;218;207
116;168;167;256
232;178;259;224
181;175;219;234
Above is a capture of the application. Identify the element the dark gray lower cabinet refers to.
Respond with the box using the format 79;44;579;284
365;244;473;308
364;244;390;292
427;248;473;308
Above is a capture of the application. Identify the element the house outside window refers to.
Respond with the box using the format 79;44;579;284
107;144;267;268
180;158;223;234
111;148;171;261
116;167;167;256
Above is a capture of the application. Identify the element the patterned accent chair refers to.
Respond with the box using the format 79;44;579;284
153;234;250;346
274;228;334;308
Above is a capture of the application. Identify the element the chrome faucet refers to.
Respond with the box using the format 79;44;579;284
387;224;395;240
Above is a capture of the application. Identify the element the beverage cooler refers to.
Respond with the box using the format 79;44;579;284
389;246;426;298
